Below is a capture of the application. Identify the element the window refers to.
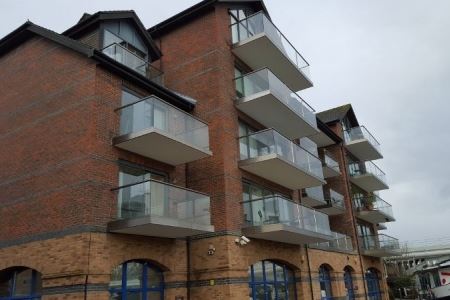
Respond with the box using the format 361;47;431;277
344;267;355;300
109;261;164;300
366;268;381;300
118;163;167;219
319;265;333;300
229;8;257;43
103;21;147;59
248;260;297;300
242;182;290;226
357;223;375;249
0;267;42;300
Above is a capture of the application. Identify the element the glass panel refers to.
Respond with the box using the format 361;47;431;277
344;126;381;154
348;160;387;186
117;97;210;152
126;262;143;289
304;186;325;203
126;291;143;300
147;266;162;289
253;262;264;282
239;129;324;179
231;12;310;78
102;31;163;84
234;69;317;129
276;283;288;300
12;269;33;296
275;264;284;282
254;284;265;300
0;270;13;297
264;261;275;282
110;264;123;290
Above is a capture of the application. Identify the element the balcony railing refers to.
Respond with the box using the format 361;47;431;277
304;186;325;203
323;151;340;173
311;232;353;252
113;96;211;165
360;234;400;253
239;129;324;180
108;179;213;237
243;196;332;236
327;189;345;209
344;126;380;152
231;12;310;79
102;42;164;84
353;195;394;221
348;160;387;186
235;68;317;131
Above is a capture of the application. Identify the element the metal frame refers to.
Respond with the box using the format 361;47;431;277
109;261;164;300
319;265;333;300
249;260;297;300
0;268;41;300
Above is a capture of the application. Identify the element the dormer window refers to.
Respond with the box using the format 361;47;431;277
103;20;148;59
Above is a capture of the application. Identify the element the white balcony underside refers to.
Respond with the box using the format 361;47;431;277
108;215;214;238
302;196;326;208
242;223;333;245
239;154;325;190
113;128;212;166
361;248;400;257
236;91;317;139
346;139;383;161
232;33;313;92
322;165;341;178
350;174;388;192
356;210;395;224
309;131;335;148
318;205;346;216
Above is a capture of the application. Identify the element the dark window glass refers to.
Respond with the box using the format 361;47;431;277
109;261;164;300
366;269;381;300
344;267;355;300
249;261;297;300
319;265;333;300
0;267;41;299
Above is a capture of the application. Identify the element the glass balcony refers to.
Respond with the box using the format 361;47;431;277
344;126;382;161
359;234;400;257
316;188;346;216
302;186;326;207
102;42;164;85
322;150;341;178
239;129;325;189
242;196;333;244
310;232;354;252
231;11;312;91
113;96;211;166
234;68;317;139
353;195;395;223
348;160;388;192
108;180;214;238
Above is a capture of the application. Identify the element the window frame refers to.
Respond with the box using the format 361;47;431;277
109;261;164;300
0;268;41;300
344;267;355;300
248;260;297;300
319;265;333;300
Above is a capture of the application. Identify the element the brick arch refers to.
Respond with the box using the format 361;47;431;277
247;256;302;271
111;258;170;272
344;265;356;272
0;260;44;275
319;263;334;272
0;265;42;274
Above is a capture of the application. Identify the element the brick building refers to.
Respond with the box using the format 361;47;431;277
0;1;399;299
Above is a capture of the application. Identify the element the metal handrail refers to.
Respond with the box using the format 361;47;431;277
230;11;310;69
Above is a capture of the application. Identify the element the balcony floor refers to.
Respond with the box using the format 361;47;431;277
239;153;326;190
113;128;212;166
108;215;214;238
316;205;346;216
361;248;400;257
236;91;318;139
346;139;383;161
323;165;341;178
302;195;327;208
350;174;388;192
242;223;333;245
356;210;395;224
233;33;312;92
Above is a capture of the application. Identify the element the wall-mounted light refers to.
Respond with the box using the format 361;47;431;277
235;236;250;246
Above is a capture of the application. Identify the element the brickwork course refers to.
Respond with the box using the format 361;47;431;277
0;1;395;299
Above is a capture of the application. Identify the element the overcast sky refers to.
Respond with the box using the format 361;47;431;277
1;1;449;243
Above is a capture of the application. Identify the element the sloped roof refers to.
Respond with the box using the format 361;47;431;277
148;0;268;37
317;104;359;126
0;21;195;111
63;10;162;60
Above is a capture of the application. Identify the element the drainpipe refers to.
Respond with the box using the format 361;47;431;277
305;245;315;300
186;238;191;300
339;143;368;299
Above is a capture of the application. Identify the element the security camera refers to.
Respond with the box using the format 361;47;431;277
241;236;250;243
